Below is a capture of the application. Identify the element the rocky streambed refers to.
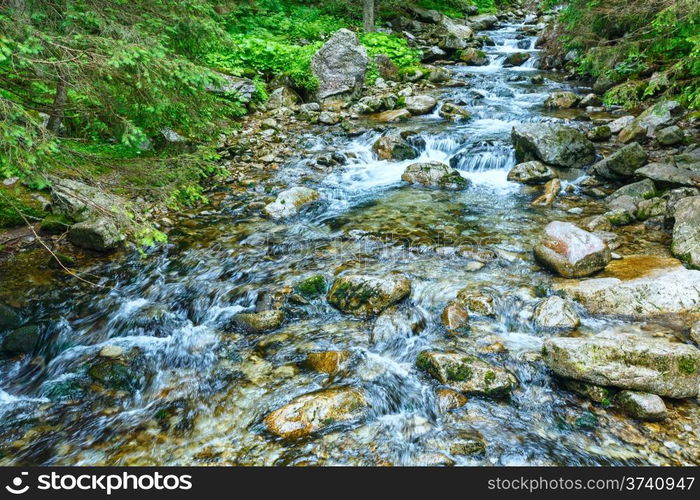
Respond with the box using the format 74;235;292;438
1;14;700;466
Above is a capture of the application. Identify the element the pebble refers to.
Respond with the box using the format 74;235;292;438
99;345;124;358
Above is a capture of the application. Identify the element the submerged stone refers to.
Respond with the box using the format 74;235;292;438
263;187;320;220
327;273;411;318
233;310;284;333
615;390;668;421
401;162;471;190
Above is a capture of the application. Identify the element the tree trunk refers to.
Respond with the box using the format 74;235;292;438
363;0;375;32
47;69;68;134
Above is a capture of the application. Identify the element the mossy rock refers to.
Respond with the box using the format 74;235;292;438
295;274;327;299
40;214;72;234
88;360;141;393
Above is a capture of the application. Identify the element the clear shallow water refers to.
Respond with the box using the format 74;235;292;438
0;22;698;466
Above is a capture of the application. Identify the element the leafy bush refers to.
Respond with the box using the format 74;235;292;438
360;32;422;83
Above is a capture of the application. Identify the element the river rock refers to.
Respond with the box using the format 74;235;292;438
543;331;700;398
295;274;328;299
375;109;411;123
69;217;124;252
544;91;580;109
534;221;611;278
563;379;615;404
512;123;595;168
417;351;516;396
504;52;530;67
691;321;700;344
606;179;656;206
1;325;40;356
507;161;556;184
207;73;256;101
456;289;496;316
266;86;300;110
587;125;612;142
532;296;580;329
263;187;320;219
372;134;418;161
460;48;488;66
51;178;128;222
436;388;468;412
438;102;471;121
556;266;700;318
318;111;340;125
636;163;700;189
233;310;284;333
468;14;499;31
0;304;19;331
404;95;437;116
615;390;668;421
306;351;350;374
372;305;425;344
592;142;648;180
618;100;684;143
450;430;486;456
672;196;700;268
311;29;368;102
608;115;635;134
327;273;411;318
88;359;142;393
401;162;471;190
264;387;368;439
531;178;561;206
427;66;451;83
656;125;684;146
441;300;469;330
579;93;602;108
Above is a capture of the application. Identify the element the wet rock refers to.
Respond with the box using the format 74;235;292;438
426;66;451;83
422;46;447;62
504;52;530;67
618;100;684;143
672;196;700;268
375;108;412;123
404;95;438;115
439;17;474;46
306;351;350;375
637;163;700;189
512;123;595;168
266;86;300;110
318;111;340;125
544;91;580;109
40;214;71;234
507;161;556;185
401;162;471;190
436;388;468;412
0;304;20;331
88;359;142;393
413;453;454;466
468;14;499;31
580;215;612;232
69;217;124;252
665;187;700;219
99;345;124;359
608;115;635;134
264;387;368;439
563;379;615;404
1;325;40;356
592;142;648;180
450;430;486;456
327;273;411;318
441;300;469;330
438;102;471;121
372;134;418;161
579;93;602;108
534;221;611;278
587;125;611;142
371;305;425;343
234;310;284;333
690;321;700;344
417;351;516;396
530;75;545;85
531;178;561;206
606;179;656;205
456;289;496;317
263;187;320;219
557;266;700;318
295;274;328;299
636;197;667;220
543;330;700;398
615;390;668;421
656;125;684;146
311;29;368;102
459;48;488;66
532;296;580;329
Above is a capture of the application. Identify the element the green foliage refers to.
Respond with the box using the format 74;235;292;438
360;32;422;83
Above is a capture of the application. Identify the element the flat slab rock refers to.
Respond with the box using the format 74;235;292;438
556;267;700;319
534;221;611;277
543;331;700;398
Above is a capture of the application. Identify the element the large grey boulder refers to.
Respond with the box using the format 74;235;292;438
372;134;419;161
404;95;438;115
672;196;700;268
557;266;700;319
543;331;700;398
417;351;516;396
592;143;648;180
51;178;127;222
401;162;471;190
636;163;700;188
327;273;411;318
512;124;596;168
468;14;499;31
311;29;368;102
534;221;611;277
618;101;684;143
263;187;320;220
69;217;124;252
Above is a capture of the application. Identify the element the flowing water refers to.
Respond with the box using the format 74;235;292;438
1;22;699;466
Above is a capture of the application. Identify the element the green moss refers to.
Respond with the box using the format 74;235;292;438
574;411;598;429
88;361;140;393
40;214;72;234
678;355;698;375
484;370;496;384
446;361;472;382
416;351;432;372
295;274;327;299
